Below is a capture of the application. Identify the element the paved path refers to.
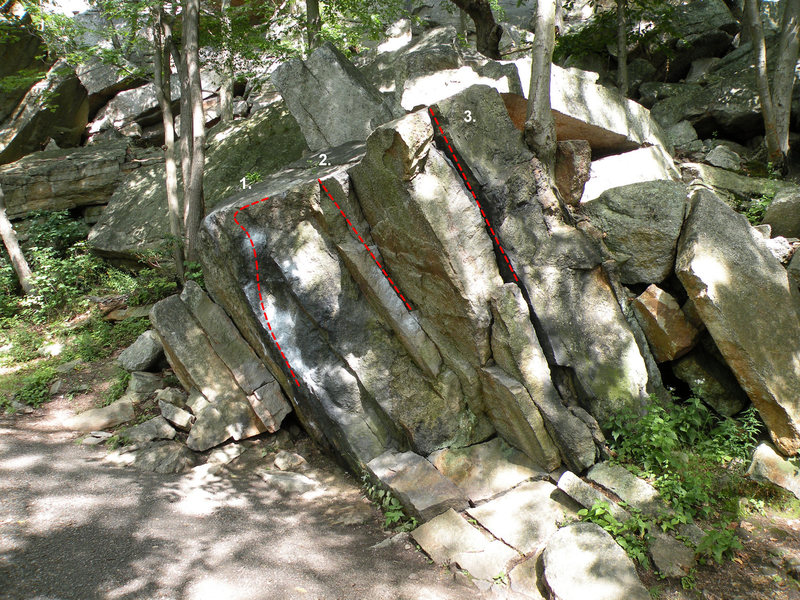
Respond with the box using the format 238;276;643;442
0;414;483;600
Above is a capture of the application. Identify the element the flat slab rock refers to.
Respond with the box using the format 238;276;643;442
411;508;520;582
63;396;134;432
105;440;197;474
466;480;578;556
367;450;468;521
428;437;547;503
587;462;663;517
543;522;650;600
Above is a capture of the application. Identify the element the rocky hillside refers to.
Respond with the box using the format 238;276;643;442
2;1;800;598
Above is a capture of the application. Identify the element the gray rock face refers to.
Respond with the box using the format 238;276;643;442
763;189;800;239
587;462;663;517
367;450;468;521
159;400;193;430
747;443;800;499
672;349;749;416
428;437;547;503
648;531;696;578
124;416;176;444
467;481;578;555
666;120;698;147
543;522;650;600
0;25;46;124
89;102;307;259
118;330;164;372
0;140;135;220
676;189;800;455
581;180;687;284
89;77;180;135
400;64;521;111
554;139;591;206
580;146;681;203
106;440;197;473
705;145;741;171
433;85;659;428
632;285;699;362
127;371;165;395
150;284;284;451
0;61;88;165
557;471;630;522
272;42;398;151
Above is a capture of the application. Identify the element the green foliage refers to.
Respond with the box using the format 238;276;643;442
104;368;131;407
3;324;43;364
127;268;178;306
694;527;743;564
555;0;676;64
745;192;774;225
13;366;56;408
67;318;149;362
315;0;408;54
578;501;651;566
362;475;419;531
244;171;263;185
183;261;205;289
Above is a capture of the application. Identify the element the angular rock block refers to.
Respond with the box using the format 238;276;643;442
747;443;800;500
428;437;547;503
367;450;468;521
272;42;398;151
117;330;164;372
63;396;135;432
676;189;800;455
150;283;289;451
400;65;519;111
587;462;663;517
557;471;630;522
543;522;650;600
467;481;578;555
632;285;699;362
124;416;176;444
764;188;800;239
580;146;681;204
581;181;687;284
672;349;748;417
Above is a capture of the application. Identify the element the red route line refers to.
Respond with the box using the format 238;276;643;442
318;179;413;312
428;107;519;283
234;198;301;387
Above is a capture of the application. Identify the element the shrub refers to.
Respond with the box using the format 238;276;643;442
67;317;149;362
13;366;56;407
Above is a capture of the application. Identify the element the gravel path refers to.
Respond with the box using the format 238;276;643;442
0;412;483;600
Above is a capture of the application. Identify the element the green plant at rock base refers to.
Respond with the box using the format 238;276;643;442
13;366;56;408
67;318;150;362
578;501;651;566
244;171;263;185
103;369;131;407
361;475;419;531
746;192;775;225
694;527;742;564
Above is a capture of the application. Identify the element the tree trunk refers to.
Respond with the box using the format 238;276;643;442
154;8;185;281
182;0;206;263
745;0;782;164
168;37;192;196
773;0;800;158
458;8;468;38
306;0;321;52
0;184;33;295
448;0;502;59
524;0;557;173
219;0;234;123
616;0;629;96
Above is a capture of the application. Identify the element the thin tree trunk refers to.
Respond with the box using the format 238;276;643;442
773;0;800;158
154;8;185;282
448;0;502;59
182;0;206;263
0;184;33;294
306;0;321;52
524;0;557;174
616;0;629;96
745;0;782;164
219;0;234;123
169;37;192;197
458;8;468;38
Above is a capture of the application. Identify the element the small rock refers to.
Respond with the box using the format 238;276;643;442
49;379;64;395
63;396;135;432
127;371;165;395
763;188;800;239
258;470;319;493
273;450;308;471
587;462;663;517
649;531;696;578
124;416;176;443
761;235;794;264
106;440;197;473
117;330;164;372
55;359;83;374
371;531;411;550
632;284;699;362
186;389;211;415
154;387;188;408
8;400;34;414
206;443;248;466
557;471;630;522
159;399;194;431
705;145;741;171
667;120;698;147
747;443;800;499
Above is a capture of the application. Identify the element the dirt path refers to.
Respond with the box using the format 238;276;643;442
0;411;484;600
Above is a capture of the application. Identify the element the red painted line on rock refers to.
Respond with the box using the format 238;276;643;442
429;108;519;283
234;198;301;387
318;179;413;312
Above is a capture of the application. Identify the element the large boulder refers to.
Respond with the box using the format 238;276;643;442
680;162;795;208
509;59;671;155
150;282;290;451
272;42;399;151
88;101;307;259
117;329;164;372
763;188;800;239
543;522;650;600
0;139;131;219
433;85;660;428
0;61;88;165
0;21;46;124
675;189;800;455
580;180;687;284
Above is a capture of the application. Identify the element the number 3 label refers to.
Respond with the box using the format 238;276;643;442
463;110;474;123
